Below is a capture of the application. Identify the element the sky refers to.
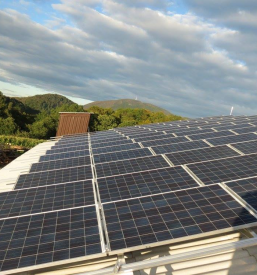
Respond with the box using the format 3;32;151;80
0;0;256;117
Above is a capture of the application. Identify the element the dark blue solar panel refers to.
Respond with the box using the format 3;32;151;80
103;185;257;252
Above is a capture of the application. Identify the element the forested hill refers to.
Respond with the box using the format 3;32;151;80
15;94;75;113
84;99;171;115
0;91;183;140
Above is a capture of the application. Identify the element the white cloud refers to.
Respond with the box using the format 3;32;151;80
0;1;257;117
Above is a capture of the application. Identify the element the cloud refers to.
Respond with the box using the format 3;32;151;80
0;1;257;117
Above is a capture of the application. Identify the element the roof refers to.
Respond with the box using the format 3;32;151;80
56;112;91;136
1;114;257;274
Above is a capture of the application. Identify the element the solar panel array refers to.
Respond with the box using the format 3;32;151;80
1;115;257;272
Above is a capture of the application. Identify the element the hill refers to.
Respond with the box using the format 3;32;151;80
84;99;171;115
15;94;75;113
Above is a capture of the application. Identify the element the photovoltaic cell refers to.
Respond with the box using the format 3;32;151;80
90;137;129;145
141;136;189;148
39;150;89;162
46;145;89;155
233;126;257;134
95;155;170;178
206;133;257;146
231;140;257;155
92;143;141;155
0;206;102;272
165;145;240;166
133;134;175;143
187;154;257;185
94;148;153;164
98;166;199;203
188;130;235;141
15;165;93;190
213;123;254;132
152;140;210;155
30;156;91;173
225;177;257;211
103;185;257;252
91;139;133;149
167;128;215;136
52;141;88;149
0;180;94;219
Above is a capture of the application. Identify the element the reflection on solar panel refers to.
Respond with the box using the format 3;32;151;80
225;177;257;211
92;143;141;155
46;145;89;155
94;148;153;164
0;180;94;219
95;155;170;178
165;145;240;166
141;136;189;147
231;140;257;154
206;133;257;146
187;154;257;185
30;156;91;172
152;140;209;155
16;165;93;189
188;130;235;141
98;167;199;203
39;150;89;162
103;185;257;253
0;206;102;272
91;139;133;149
233;126;257;134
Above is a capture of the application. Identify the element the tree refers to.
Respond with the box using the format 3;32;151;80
0;117;18;135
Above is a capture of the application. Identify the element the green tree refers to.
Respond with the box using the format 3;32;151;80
0;117;18;135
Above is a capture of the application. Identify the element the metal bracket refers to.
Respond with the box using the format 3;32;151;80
113;255;125;273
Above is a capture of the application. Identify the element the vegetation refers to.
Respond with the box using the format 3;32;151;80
84;99;171;115
15;94;74;113
0;91;183;141
0;136;44;148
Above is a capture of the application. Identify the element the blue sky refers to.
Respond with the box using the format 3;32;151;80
0;0;256;117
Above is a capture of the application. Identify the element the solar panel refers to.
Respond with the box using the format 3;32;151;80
91;139;133;149
97;167;199;203
151;140;210;155
225;177;257;211
233;126;257;134
92;143;141;155
15;165;93;190
95;155;170;178
52;141;88;149
46;145;89;155
141;136;189;148
94;148;153;164
188;130;235;141
187;154;257;185
167;128;215;137
213;123;254;132
0;206;103;272
206;133;257;146
133;133;175;143
30;156;91;173
0;180;94;219
39;150;89;162
90;137;129;145
165;145;240;166
231;140;257;155
103;185;257;253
